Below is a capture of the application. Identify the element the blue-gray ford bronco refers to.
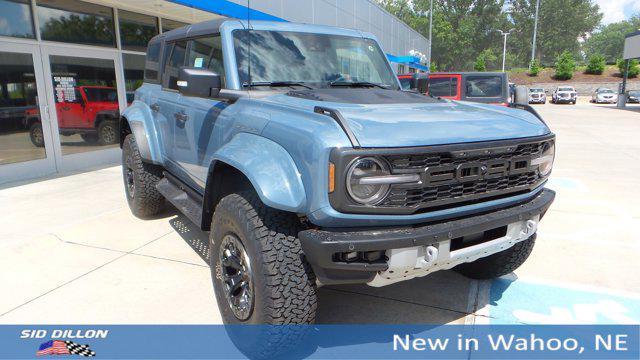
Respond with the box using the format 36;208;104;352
120;20;555;326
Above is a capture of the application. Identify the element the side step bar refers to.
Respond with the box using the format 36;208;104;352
156;173;203;227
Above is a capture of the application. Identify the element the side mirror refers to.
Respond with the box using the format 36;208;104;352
409;73;429;94
514;85;529;105
177;67;221;98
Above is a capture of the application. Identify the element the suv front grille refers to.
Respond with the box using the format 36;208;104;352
377;139;551;212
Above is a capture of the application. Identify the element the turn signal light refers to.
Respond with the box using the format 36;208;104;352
328;162;335;193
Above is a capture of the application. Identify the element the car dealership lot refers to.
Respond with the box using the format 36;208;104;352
0;103;638;325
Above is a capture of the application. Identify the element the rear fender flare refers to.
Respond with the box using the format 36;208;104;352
120;101;163;164
211;133;307;213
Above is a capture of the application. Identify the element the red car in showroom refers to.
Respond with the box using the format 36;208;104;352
27;86;120;147
399;72;510;106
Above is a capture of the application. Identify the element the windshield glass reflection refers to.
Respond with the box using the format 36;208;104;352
233;30;399;89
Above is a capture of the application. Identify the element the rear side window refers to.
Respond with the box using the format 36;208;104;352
465;76;502;97
186;35;226;86
144;42;161;83
162;40;187;90
429;77;457;97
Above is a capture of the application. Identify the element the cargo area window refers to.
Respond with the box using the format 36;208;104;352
144;42;161;83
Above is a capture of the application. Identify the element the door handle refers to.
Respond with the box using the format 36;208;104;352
150;103;160;112
62;106;71;111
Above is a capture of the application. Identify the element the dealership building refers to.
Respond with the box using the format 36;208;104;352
0;0;429;184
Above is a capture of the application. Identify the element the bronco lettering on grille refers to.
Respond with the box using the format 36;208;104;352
424;158;532;186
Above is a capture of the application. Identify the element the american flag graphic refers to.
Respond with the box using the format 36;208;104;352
36;340;96;357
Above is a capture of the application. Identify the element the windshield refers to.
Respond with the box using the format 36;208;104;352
598;89;614;93
233;30;399;89
83;87;118;102
558;87;574;92
530;88;543;93
629;91;640;96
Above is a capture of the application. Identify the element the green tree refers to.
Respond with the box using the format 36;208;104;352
585;15;640;63
555;51;576;80
617;58;640;78
474;56;487;71
507;0;602;66
528;59;541;76
585;54;606;74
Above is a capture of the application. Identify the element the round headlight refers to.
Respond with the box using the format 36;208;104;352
346;157;390;205
538;142;555;177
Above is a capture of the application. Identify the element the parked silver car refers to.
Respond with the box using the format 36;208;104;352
529;88;546;104
591;88;617;104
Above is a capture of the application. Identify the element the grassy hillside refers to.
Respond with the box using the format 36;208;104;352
507;65;635;85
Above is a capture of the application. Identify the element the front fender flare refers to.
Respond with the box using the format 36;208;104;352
121;101;163;164
212;133;307;213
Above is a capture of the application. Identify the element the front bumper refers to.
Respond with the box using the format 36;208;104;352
555;98;574;103
299;189;555;285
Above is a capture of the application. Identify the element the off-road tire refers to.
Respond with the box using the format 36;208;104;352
80;133;99;144
29;122;44;147
454;233;536;280
210;191;317;357
122;134;164;218
97;119;118;145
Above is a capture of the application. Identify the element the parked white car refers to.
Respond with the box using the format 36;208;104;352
551;86;577;104
591;88;617;104
528;88;546;104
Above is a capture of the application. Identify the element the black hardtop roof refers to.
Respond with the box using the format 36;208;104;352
148;18;242;45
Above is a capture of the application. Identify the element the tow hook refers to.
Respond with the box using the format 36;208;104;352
419;245;438;267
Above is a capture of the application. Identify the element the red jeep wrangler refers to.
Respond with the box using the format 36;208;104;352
27;86;120;147
398;72;510;106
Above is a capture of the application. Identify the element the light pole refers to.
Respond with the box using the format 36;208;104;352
531;0;541;67
428;0;433;67
496;29;514;72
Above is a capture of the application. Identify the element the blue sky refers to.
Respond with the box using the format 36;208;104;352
595;0;640;24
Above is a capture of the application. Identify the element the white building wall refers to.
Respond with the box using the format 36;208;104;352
228;0;429;60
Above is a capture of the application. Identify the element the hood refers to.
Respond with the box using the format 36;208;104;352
261;90;550;148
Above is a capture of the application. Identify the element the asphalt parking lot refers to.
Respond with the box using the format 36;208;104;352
1;102;639;325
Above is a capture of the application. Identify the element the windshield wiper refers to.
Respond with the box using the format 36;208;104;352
329;80;391;89
244;81;314;89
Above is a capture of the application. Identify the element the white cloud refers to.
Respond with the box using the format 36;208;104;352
595;0;640;24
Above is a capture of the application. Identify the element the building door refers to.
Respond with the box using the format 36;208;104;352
0;42;57;184
40;45;126;174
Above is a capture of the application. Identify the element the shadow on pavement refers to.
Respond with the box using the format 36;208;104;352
168;212;487;325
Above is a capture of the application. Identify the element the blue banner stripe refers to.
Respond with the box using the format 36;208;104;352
167;0;285;21
6;325;639;359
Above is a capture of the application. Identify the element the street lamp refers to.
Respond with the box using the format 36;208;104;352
428;0;433;67
531;0;541;67
496;29;514;72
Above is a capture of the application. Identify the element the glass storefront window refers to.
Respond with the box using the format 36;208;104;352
123;53;145;102
49;55;119;155
0;0;35;38
37;0;115;47
0;51;45;165
118;10;158;52
161;18;188;33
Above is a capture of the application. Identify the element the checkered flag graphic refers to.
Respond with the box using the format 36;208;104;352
65;341;96;357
